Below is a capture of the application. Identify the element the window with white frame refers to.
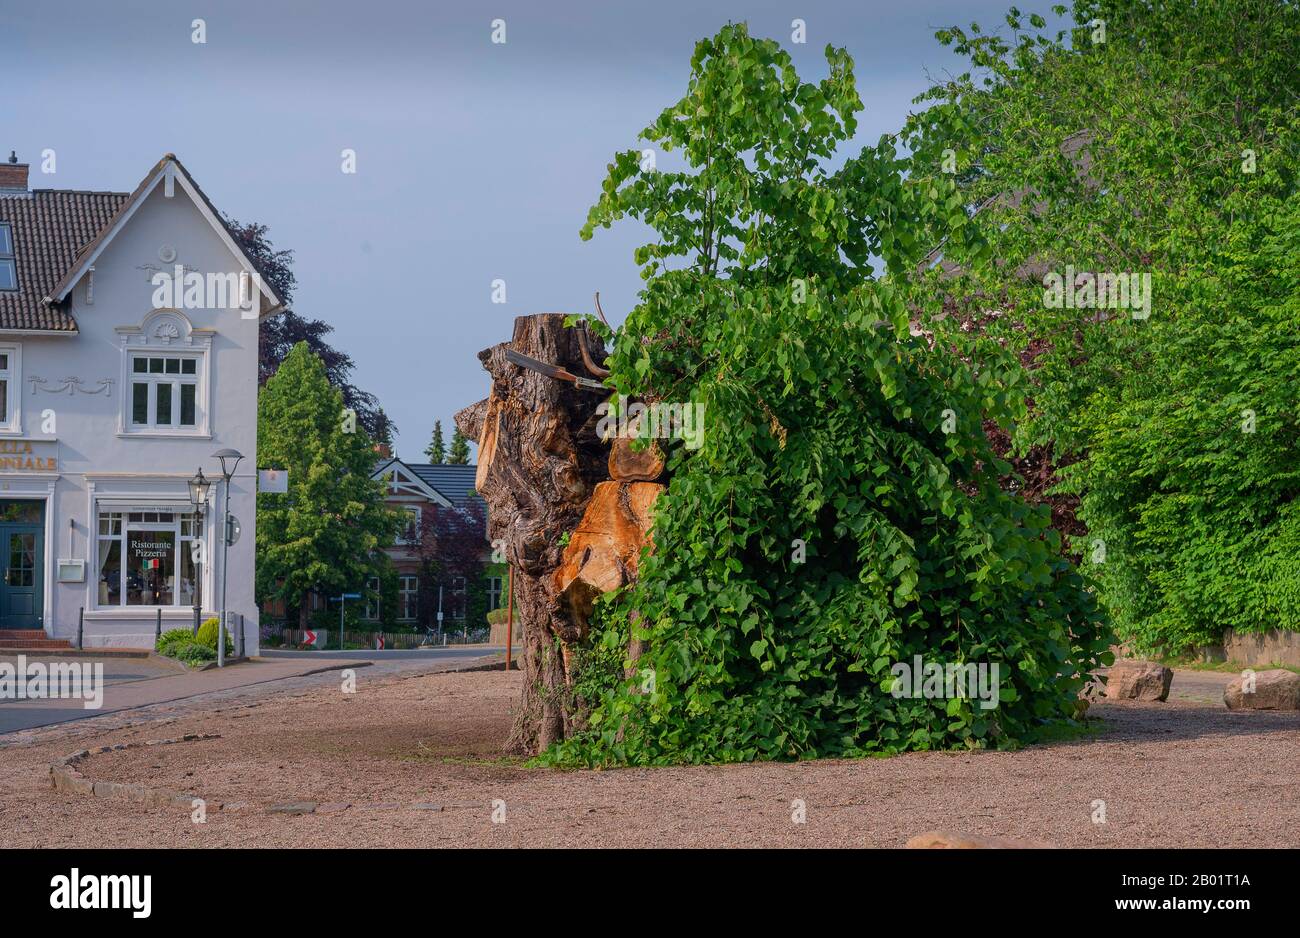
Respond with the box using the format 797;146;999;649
0;344;19;432
487;576;503;611
396;506;421;544
95;509;203;608
399;575;418;621
364;576;380;620
0;224;16;291
128;352;200;431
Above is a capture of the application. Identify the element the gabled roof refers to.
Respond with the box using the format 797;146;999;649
48;153;284;314
373;457;452;507
372;457;483;512
408;463;482;511
0;190;129;332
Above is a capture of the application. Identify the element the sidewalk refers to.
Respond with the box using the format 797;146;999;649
0;655;371;735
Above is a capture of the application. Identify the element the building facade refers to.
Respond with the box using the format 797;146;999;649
0;152;280;648
369;457;501;629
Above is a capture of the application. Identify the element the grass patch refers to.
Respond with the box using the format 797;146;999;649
1158;657;1300;676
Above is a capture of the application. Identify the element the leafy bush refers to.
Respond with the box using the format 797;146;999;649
170;642;216;667
156;627;218;667
889;0;1300;654
195;616;233;655
156;628;194;657
542;24;1110;766
486;607;509;626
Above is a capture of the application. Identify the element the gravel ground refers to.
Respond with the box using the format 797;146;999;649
1;664;1295;848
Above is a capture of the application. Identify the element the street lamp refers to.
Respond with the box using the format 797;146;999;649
212;448;244;668
187;468;211;638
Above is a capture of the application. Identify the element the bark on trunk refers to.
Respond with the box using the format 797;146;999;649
455;314;609;754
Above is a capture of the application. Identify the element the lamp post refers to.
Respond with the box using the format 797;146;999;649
187;468;212;638
212;448;244;668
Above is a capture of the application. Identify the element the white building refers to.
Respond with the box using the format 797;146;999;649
0;151;280;649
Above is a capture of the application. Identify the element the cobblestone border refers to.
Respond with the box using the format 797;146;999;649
47;734;452;815
48;733;223;810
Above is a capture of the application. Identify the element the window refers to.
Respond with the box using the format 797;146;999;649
95;510;203;608
364;576;380;621
399;575;419;621
128;353;199;431
0;224;15;291
396;506;421;544
0;344;18;432
487;576;503;611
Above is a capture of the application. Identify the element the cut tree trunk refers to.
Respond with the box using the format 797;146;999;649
552;480;661;634
608;435;665;482
455;314;609;755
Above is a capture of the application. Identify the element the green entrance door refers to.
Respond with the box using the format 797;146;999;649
0;500;44;630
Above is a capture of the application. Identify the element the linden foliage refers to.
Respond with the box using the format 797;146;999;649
893;0;1300;652
547;24;1110;765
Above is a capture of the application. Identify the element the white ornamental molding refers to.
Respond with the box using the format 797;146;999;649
28;376;116;396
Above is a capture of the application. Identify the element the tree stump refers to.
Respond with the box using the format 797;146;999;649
455;314;609;754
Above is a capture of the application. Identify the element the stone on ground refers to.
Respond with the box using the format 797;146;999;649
1104;661;1173;702
1223;668;1300;711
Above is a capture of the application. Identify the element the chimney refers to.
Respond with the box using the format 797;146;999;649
0;151;29;191
374;442;392;459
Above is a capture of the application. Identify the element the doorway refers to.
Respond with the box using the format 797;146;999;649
0;499;44;629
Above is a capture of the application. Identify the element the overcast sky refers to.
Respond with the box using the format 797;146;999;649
2;0;1044;461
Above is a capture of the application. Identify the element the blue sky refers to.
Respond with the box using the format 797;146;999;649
2;0;1044;461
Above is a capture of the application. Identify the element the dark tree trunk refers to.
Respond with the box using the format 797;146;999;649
455;314;609;754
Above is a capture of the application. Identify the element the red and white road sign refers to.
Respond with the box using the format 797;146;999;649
303;629;318;647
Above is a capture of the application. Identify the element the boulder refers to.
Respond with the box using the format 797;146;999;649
1223;669;1300;711
1104;661;1172;701
906;830;1056;849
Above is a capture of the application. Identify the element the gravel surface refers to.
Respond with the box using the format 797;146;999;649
1;664;1295;848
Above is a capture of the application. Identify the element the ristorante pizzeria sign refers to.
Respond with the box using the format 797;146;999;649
0;440;58;472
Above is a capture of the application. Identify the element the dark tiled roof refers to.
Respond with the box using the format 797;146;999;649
0;189;128;331
408;463;482;510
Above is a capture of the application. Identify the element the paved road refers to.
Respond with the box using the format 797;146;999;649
260;646;504;663
0;647;502;735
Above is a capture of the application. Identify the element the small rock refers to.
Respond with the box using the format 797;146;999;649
266;801;317;815
906;830;1056;849
1104;661;1173;701
410;803;444;812
1224;669;1300;711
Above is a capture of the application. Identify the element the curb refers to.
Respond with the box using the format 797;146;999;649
0;648;156;659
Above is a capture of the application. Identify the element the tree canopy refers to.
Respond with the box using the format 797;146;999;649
548;22;1109;766
889;0;1300;652
425;420;446;464
255;343;402;625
